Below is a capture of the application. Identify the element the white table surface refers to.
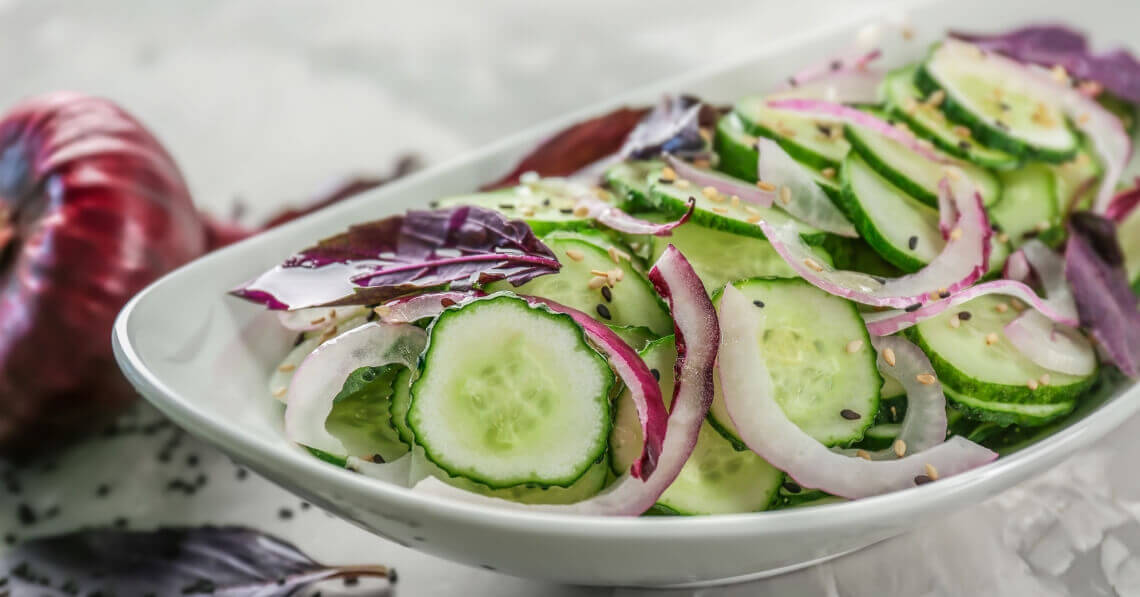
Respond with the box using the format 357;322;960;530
2;1;1140;595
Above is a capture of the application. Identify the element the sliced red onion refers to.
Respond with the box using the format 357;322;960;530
936;40;1130;214
755;138;857;237
1016;240;1078;320
759;173;991;308
574;194;693;236
774;49;884;104
414;245;717;514
936;178;959;240
1106;179;1140;223
782;49;882;90
718;285;996;499
373;291;485;324
1004;310;1097;376
664;154;773;208
863;279;1081;336
276;306;367;332
836;336;947;460
1003;249;1031;282
766;98;946;163
284;322;427;459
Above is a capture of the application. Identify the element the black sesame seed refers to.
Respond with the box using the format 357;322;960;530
830;60;842;71
957;311;972;320
1022;229;1040;239
370;454;386;464
15;503;35;526
870;275;887;284
601;286;613;302
300;502;312;510
42;505;59;519
278;508;294;520
991;222;1003;232
782;481;802;494
657;178;673;184
939;290;951;299
908;235;918;250
428;200;440;209
542;198;551;207
905;303;922;312
752;300;765;308
787;76;797;87
389;568;399;583
840;409;861;420
595;304;612;320
343;576;359;586
559;208;573;215
650;369;661;382
497;203;515;210
999;102;1011;111
816;124;832;136
194;473;208;487
995;120;1009;131
4;533;15;545
958;140;971;151
914;474;933;485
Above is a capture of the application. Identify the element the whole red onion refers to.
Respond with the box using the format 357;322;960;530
0;92;207;458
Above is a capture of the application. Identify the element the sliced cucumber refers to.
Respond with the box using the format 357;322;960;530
945;387;1075;428
1050;136;1103;214
543;228;647;270
604;160;662;213
408;294;614;488
1099;92;1138;136
648;167;826;244
844;109;1002;208
883;65;1020;169
325;364;410;463
646;221;808;294
389;367;415;446
435;179;596;236
818;235;903;279
1120;202;1140;292
707;278;881;448
917;41;1079;162
713;112;841;201
838;152;943;272
611;336;783;515
419;452;610;505
605;324;659;352
907;294;1097;404
854;423;902;451
734;95;851;169
487;236;672;336
988;162;1060;248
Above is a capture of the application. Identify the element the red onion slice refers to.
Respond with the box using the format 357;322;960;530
766;98;947;163
574;194;693;236
863;279;1081;336
759;173;991;308
664;155;773;208
373;291;485;324
284;322;427;458
835;336;947;460
1003;310;1097;376
276;306;367;332
936;178;959;239
755;138;858;237
717;285;996;499
782;49;882;90
414;245;717;514
1106;179;1140;223
1012;240;1078;320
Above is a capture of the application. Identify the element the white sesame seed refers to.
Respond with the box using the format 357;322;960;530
373;305;391;318
660;167;677;181
587;276;608;290
949;227;963;241
1039;373;1051;386
883;347;897;366
565;249;585;262
756;180;776;191
730;195;741;209
711;206;729;214
803;257;824;272
846;339;864;353
573;205;591;218
893;439;907;458
1027;379;1039;390
675;180;691;189
277;363;296;372
779;186;792;205
856;450;872;461
309;317;327;325
273;387;287;398
701;186;720;200
821;167;837;179
995;303;1008;313
924;463;940;480
916;373;936;385
985;332;999;346
949;315;961;328
607;246;621;264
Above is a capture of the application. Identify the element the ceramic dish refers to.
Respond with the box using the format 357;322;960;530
113;0;1140;586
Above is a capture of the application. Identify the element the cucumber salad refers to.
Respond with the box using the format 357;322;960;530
233;25;1140;515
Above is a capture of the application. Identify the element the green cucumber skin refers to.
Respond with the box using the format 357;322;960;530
604;161;661;213
914;64;1078;164
905;326;1097;405
945;391;1076;428
705;413;749;452
837;154;929;273
735;113;839;171
650;182;829;246
844;123;941;207
713;114;842;203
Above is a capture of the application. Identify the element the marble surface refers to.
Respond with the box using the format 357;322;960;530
3;0;1140;595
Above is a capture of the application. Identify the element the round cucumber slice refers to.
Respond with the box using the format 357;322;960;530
604;160;662;213
408;294;614;488
487;236;672;336
324;364;410;463
713;113;841;201
907;294;1097;405
917;41;1079;163
435;179;596;236
646;221;807;295
706;278;881;448
883;65;1020;170
734;95;851;169
838;152;942;273
988;162;1060;249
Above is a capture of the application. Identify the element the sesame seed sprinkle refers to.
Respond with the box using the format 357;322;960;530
893;439;907;458
277;363;296;372
949;315;961;329
273;387;287;398
756;180;776;191
572;205;591;218
908;235;918;250
753;300;765;308
883;347;897;366
309;317;326;325
905;303;922;312
601;286;613;302
587;276;608;290
914;474;933;485
1039;373;1051;385
565;249;585;262
840;409;861;420
803;257;824;272
949;227;963;240
821;167;837;179
595;304;612;320
985;332;999;345
701;186;720;200
1027;379;1039;390
675;180;691;189
779;186;792;205
856;450;872;461
924;463;940;480
660;167;677;181
995;303;1008;313
916;373;936;385
958;311;972;320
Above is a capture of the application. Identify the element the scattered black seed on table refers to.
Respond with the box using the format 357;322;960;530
908;235;918;250
186;454;199;467
650;369;661;381
840;409;861;420
235;468;248;480
782;481;802;494
113;517;128;529
389;569;399;583
958;311;972;320
95;484;111;498
278;508;294;520
595;304;612;320
914;475;933;485
16;503;36;526
601;286;612;302
300;502;311;510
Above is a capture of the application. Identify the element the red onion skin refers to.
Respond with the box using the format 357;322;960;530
0;92;206;458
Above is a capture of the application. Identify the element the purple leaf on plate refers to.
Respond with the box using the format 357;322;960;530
1064;212;1140;377
232;206;561;310
0;526;394;596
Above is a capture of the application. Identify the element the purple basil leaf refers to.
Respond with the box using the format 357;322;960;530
232;206;560;310
1064;212;1140;377
620;95;710;160
0;526;394;596
951;25;1140;102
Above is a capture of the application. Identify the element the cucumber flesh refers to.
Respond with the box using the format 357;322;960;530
713;113;841;200
1050;136;1103;214
488;236;672;336
839;152;943;272
419;452;610;505
611;337;783;515
844;109;1002;208
408;294;614;488
988;162;1060;249
1120;202;1140;292
944;387;1075;428
325;364;410;463
734;96;851;169
435;178;596;236
908;294;1096;404
604;160;662;213
707;278;881;448
918;40;1079;162
883;65;1020;169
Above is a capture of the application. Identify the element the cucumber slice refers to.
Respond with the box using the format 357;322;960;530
646;221;806;294
944;387;1075;428
611;337;783;514
854;423;902;451
1121;203;1140;292
435;179;596;236
917;41;1079;162
647;167;827;244
605;324;659;352
487;236;672;336
706;278;881;448
324;364;410;463
713;113;841;201
883;65;1020;169
1051;136;1103;214
818;235;903;279
543;228;647;270
389;367;415;446
408;294;614;488
838;152;942;272
844;109;1002;208
734;96;851;169
907;294;1097;404
419;452;610;505
604;160;662;213
988;162;1060;249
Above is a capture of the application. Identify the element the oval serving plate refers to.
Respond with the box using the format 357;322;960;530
113;0;1140;587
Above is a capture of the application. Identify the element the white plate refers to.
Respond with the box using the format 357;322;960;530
113;0;1140;587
